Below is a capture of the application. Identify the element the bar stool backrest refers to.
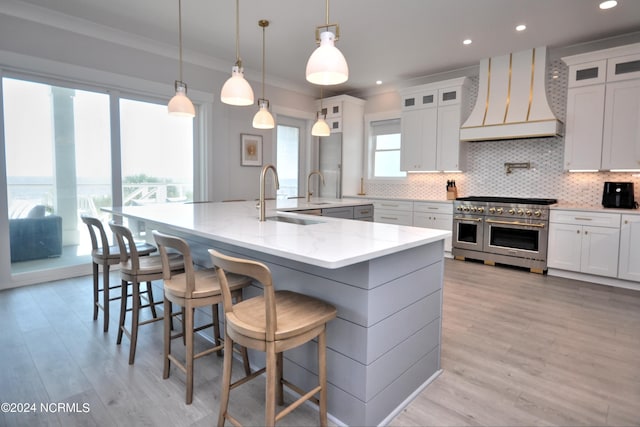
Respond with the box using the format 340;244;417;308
108;222;140;269
152;230;197;297
81;215;112;257
209;249;277;342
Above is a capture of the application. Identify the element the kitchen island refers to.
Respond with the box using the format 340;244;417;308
106;200;448;426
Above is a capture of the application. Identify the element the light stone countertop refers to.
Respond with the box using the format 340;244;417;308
105;199;449;269
551;204;640;215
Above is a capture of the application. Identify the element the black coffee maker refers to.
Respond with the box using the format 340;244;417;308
602;182;637;209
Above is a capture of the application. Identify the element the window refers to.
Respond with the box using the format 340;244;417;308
120;98;193;205
370;118;405;178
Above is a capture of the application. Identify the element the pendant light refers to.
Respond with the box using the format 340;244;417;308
220;0;254;106
168;0;195;117
252;20;275;129
312;88;331;136
305;0;349;86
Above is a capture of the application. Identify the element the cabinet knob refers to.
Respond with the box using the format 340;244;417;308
577;230;580;234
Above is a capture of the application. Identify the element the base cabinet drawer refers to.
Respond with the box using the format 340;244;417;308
321;206;354;219
374;209;413;226
354;204;374;220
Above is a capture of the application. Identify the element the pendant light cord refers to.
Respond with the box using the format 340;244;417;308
261;22;266;99
178;0;184;82
235;0;241;66
325;0;330;25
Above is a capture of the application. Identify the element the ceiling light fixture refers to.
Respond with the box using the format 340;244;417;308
168;0;195;118
220;0;254;106
515;24;527;31
463;39;472;45
306;0;349;85
599;0;618;9
252;20;275;129
312;88;331;136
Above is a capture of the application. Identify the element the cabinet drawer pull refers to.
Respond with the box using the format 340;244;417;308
574;217;593;221
380;216;399;220
359;210;371;215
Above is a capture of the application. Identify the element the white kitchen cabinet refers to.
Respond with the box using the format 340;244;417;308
563;84;605;170
413;202;453;252
618;214;640;281
601;78;640;170
373;200;413;226
562;43;640;171
399;77;469;172
548;210;620;277
400;107;437;171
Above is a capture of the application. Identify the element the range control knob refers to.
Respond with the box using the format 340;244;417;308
488;207;496;214
456;206;462;211
508;208;515;215
525;210;532;216
463;207;469;212
471;207;477;212
517;209;524;215
477;207;485;213
496;208;503;214
534;210;542;217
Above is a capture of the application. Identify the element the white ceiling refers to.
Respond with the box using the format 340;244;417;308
8;0;640;96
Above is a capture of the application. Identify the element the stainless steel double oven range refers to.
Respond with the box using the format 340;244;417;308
452;196;558;273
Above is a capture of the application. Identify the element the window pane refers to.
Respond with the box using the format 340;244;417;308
375;151;405;177
3;77;111;273
120;98;193;204
276;125;299;198
376;133;401;150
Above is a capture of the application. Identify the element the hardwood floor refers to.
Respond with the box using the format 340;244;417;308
1;259;639;426
392;259;640;427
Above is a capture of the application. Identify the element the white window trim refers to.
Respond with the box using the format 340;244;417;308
364;110;408;183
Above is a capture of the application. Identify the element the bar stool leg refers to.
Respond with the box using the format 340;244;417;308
217;332;234;427
117;279;127;345
92;262;99;320
318;328;328;427
129;281;141;365
265;342;277;427
185;306;195;404
163;297;172;379
103;264;111;332
147;281;158;318
212;304;222;356
276;352;284;406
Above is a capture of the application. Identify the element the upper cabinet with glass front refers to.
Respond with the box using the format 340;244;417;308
399;77;469;172
563;42;640;171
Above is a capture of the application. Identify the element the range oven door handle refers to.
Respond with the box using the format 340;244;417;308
453;216;483;222
485;219;546;228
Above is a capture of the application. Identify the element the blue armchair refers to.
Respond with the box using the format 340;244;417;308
9;215;63;262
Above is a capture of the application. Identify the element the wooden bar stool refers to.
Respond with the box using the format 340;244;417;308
81;215;156;332
152;231;252;405
109;222;185;365
209;249;337;427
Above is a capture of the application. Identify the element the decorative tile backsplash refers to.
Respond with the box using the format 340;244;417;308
365;59;640;206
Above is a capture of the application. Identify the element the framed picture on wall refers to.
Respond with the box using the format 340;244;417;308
240;134;262;167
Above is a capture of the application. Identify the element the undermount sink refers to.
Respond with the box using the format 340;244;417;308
266;215;323;225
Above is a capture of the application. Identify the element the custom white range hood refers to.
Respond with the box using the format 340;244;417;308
460;46;563;141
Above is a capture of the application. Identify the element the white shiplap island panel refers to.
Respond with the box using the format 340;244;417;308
105;201;448;426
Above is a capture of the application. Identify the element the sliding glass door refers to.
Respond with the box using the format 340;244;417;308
1;76;195;283
3;77;111;275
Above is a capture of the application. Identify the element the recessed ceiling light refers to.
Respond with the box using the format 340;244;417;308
599;0;617;9
463;39;472;45
376;80;382;85
515;24;526;32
